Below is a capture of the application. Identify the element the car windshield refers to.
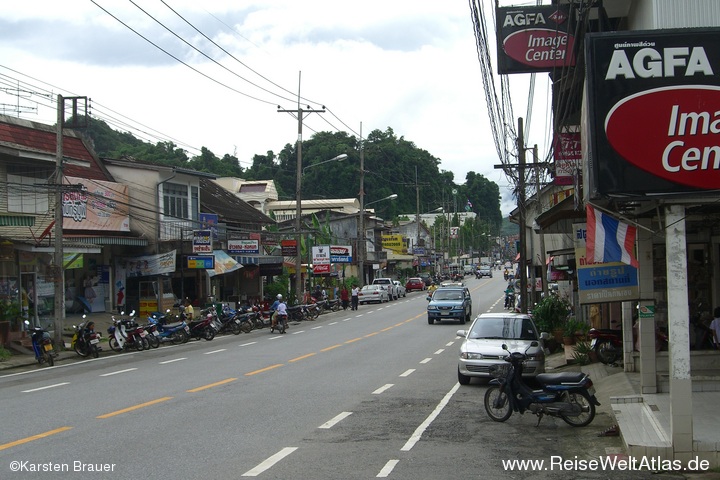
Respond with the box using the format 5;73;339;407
469;317;537;340
433;290;463;301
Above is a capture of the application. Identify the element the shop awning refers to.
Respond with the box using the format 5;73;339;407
0;215;35;227
66;236;149;246
208;250;243;277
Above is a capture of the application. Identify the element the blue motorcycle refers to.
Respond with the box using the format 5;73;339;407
147;311;190;344
484;344;600;427
25;321;55;367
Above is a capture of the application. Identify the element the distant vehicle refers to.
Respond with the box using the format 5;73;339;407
393;280;407;298
405;277;425;292
358;285;389;304
372;278;398;300
418;272;433;286
478;265;493;278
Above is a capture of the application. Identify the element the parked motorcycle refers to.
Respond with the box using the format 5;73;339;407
108;314;150;352
71;316;102;358
587;328;623;364
186;308;217;341
215;304;244;335
503;290;515;310
147;312;190;344
26;321;55;367
484;343;600;427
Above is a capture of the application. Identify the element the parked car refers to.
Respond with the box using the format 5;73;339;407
427;286;472;324
372;278;398;300
456;313;547;384
405;277;425;292
478;265;493;278
393;280;407;298
358;285;389;304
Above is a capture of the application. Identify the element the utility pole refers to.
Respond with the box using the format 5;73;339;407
533;144;549;298
53;95;64;346
53;95;87;346
357;123;365;286
277;73;324;303
415;166;420;271
517;118;528;313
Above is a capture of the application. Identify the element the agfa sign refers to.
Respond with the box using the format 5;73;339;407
585;28;720;198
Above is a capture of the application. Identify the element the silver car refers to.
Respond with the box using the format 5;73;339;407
358;285;389;304
456;313;546;385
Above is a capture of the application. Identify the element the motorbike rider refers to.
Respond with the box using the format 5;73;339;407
504;283;515;309
269;294;282;325
272;297;288;329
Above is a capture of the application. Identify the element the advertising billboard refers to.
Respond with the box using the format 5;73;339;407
584;28;720;198
496;4;575;74
63;176;130;231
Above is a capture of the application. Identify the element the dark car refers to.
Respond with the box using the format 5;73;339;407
419;272;433;286
427;286;472;324
405;277;425;292
478;265;493;278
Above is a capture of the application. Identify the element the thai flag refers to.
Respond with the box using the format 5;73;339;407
585;205;638;267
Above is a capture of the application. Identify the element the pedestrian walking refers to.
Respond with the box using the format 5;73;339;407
351;284;359;310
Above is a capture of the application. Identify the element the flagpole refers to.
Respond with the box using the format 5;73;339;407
586;202;655;233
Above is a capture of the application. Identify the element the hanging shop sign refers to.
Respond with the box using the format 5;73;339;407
585;27;720;198
193;230;213;254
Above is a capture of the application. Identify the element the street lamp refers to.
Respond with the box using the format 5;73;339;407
295;153;347;303
358;193;397;286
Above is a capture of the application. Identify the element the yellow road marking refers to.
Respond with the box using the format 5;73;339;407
289;352;316;363
344;337;362;344
381;326;394;332
187;377;238;393
0;426;72;451
321;344;343;352
245;364;283;376
364;332;379;337
97;397;173;419
394;322;404;327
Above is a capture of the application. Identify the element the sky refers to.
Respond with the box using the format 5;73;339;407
0;1;552;216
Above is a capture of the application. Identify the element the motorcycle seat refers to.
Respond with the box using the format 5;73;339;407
161;322;184;329
597;328;621;334
535;372;587;385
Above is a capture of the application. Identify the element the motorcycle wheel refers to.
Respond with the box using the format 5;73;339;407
91;345;99;359
231;322;242;335
240;322;252;334
108;337;123;353
255;317;265;329
134;338;145;351
171;330;188;344
74;341;89;357
484;385;512;422
204;327;216;341
44;351;54;367
560;391;596;427
595;340;620;365
147;333;160;349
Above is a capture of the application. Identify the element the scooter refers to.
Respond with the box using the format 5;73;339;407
186;308;217;341
504;290;515;310
484;343;600;427
71;316;102;358
108;313;150;352
147;312;190;344
587;328;623;365
26;321;55;367
271;312;288;334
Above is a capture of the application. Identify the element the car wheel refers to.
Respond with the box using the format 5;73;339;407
458;367;471;385
427;317;434;325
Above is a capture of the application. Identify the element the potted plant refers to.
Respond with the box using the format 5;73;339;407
532;294;571;342
562;318;582;345
572;340;594;365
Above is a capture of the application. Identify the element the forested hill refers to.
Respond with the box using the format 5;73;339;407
82;117;510;234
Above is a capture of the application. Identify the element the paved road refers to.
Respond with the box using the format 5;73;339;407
0;276;662;479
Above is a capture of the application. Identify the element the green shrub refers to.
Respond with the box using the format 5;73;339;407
532;294;571;333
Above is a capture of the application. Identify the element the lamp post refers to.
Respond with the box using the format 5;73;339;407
295;153;347;303
357;193;397;286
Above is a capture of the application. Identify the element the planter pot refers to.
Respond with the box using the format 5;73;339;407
563;336;575;346
552;328;564;344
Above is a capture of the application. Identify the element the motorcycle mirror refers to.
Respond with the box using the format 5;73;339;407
539;332;550;340
456;330;467;338
501;344;508;351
